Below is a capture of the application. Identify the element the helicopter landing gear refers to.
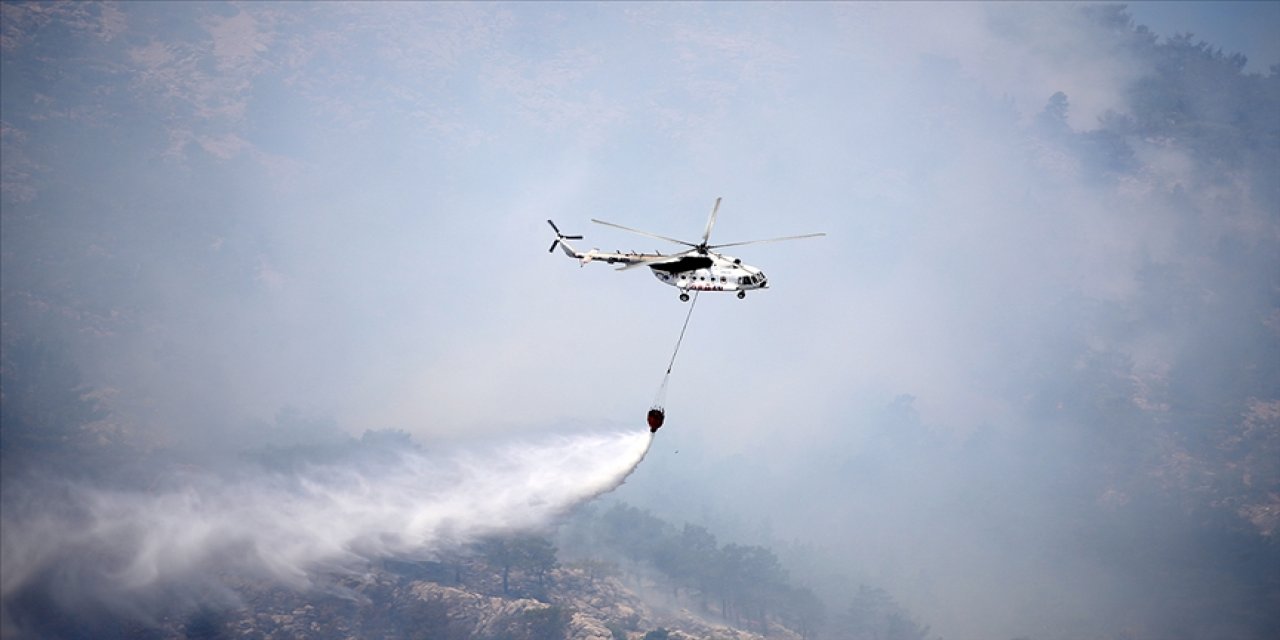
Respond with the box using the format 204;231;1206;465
679;292;690;302
737;290;746;299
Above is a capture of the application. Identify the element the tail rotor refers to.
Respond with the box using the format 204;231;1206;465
547;220;583;253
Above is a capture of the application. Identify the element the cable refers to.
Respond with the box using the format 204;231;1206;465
666;291;699;375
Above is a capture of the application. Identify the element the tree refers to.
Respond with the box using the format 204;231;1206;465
512;534;558;592
780;586;826;640
839;585;929;640
474;533;558;597
475;535;518;595
394;597;466;640
515;605;570;640
597;504;673;580
0;337;107;454
673;524;719;606
735;545;789;631
1036;91;1071;136
183;608;229;640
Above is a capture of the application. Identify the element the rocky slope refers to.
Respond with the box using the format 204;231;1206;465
161;560;804;640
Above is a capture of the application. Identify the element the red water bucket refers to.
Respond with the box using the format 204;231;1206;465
646;408;665;432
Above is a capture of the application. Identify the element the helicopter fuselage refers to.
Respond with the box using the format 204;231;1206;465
649;256;767;294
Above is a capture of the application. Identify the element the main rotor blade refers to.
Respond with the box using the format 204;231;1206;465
701;197;722;246
708;232;827;249
591;219;696;248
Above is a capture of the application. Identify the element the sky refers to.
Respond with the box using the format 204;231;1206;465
2;2;1278;640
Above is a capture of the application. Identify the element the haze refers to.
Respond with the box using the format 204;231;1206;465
2;3;1277;639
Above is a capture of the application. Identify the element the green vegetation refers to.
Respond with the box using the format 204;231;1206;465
563;502;940;640
0;337;107;454
474;533;560;597
450;502;935;639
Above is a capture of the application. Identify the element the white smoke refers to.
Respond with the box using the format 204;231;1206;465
0;430;653;631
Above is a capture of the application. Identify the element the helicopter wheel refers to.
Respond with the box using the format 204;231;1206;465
737;290;746;300
679;292;690;302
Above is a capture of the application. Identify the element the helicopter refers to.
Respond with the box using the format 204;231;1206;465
548;197;824;302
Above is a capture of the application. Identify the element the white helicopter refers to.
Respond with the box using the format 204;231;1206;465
548;197;824;302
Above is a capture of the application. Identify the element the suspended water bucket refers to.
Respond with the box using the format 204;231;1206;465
647;407;665;432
